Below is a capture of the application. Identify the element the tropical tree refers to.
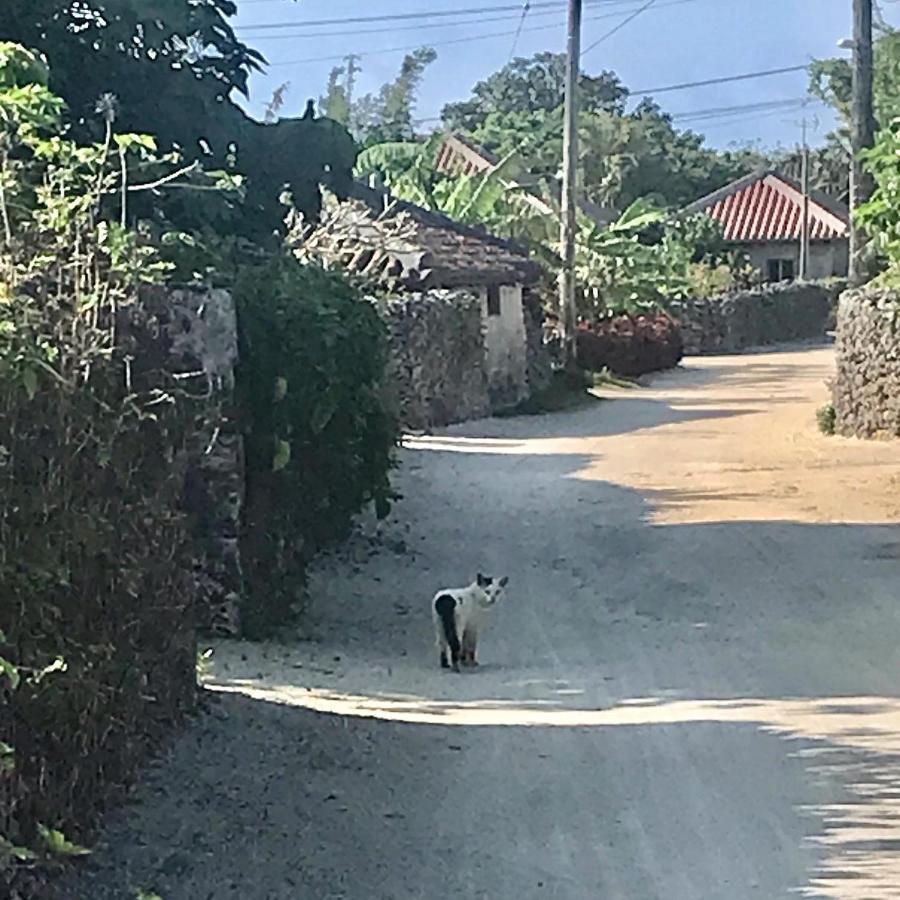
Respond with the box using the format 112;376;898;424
806;25;900;203
856;119;900;277
441;52;628;130
354;136;745;314
439;54;768;215
326;48;439;146
0;1;358;240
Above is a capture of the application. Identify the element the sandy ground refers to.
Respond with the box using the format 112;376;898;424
59;345;900;900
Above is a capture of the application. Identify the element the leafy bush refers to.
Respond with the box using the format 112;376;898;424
817;403;837;436
576;313;684;376
0;44;203;889
234;256;397;635
858;118;900;278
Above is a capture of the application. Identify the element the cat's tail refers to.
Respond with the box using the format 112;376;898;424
434;594;460;666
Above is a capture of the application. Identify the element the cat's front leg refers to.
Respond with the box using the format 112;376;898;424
461;627;478;667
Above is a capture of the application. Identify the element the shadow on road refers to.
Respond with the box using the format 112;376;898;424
57;347;900;900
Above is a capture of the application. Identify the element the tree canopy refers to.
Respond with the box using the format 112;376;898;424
0;0;357;239
322;47;438;146
436;53;765;213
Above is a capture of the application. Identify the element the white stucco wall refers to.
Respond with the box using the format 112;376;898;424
478;284;528;407
744;240;849;281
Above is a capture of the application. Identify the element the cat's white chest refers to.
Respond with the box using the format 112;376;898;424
459;598;487;630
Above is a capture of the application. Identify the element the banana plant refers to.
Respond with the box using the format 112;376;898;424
354;134;445;208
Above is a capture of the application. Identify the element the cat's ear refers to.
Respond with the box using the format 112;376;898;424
499;576;509;588
476;573;486;586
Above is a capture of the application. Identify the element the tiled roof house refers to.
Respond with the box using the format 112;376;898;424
303;181;544;409
684;170;850;282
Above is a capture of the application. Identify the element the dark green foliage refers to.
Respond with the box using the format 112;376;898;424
576;314;684;377
817;403;837;436
234;257;397;635
441;52;627;130
0;1;359;241
439;54;767;213
0;0;261;149
0;48;203;886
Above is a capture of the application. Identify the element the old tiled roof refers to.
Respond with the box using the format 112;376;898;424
683;170;850;243
303;181;542;289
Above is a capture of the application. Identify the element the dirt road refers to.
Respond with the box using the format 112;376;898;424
63;346;900;900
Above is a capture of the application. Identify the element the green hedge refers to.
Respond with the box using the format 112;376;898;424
235;257;398;635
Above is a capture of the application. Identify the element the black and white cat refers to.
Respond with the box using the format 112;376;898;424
432;573;509;672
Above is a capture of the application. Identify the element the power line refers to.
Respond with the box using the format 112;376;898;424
509;1;533;60
671;96;819;124
410;63;818;124
239;1;607;43
235;1;570;32
235;0;652;39
682;101;828;132
631;64;810;96
581;0;658;57
264;0;705;67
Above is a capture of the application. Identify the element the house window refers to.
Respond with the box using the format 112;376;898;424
486;285;502;316
766;258;795;283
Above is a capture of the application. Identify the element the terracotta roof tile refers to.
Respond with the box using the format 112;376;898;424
684;171;850;243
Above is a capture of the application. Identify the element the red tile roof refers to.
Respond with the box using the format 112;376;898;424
684;171;850;243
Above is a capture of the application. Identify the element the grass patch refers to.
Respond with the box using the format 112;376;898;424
591;367;638;390
817;403;836;435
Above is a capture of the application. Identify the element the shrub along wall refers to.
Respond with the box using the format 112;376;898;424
666;280;846;355
235;258;397;636
0;285;221;895
576;313;684;377
833;288;900;438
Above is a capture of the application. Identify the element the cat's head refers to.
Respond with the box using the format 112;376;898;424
475;573;509;605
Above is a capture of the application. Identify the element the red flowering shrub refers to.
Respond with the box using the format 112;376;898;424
576;312;684;376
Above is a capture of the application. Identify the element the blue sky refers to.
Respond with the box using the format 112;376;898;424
232;0;899;151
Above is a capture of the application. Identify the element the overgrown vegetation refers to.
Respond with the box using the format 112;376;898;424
817;403;837;436
356;135;753;318
0;44;204;890
0;1;358;241
856;118;900;283
576;314;684;377
234;257;397;636
0;32;399;893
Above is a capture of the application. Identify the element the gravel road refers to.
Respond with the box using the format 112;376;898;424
60;346;900;900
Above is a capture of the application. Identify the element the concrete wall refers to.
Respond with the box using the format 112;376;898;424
479;283;529;407
667;280;845;355
743;240;849;282
833;287;900;439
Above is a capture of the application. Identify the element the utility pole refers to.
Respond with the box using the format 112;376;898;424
849;0;875;286
799;114;811;280
345;54;361;107
559;0;581;368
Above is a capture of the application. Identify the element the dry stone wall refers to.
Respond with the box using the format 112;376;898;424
376;290;491;430
833;288;900;439
667;280;845;355
143;284;244;635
